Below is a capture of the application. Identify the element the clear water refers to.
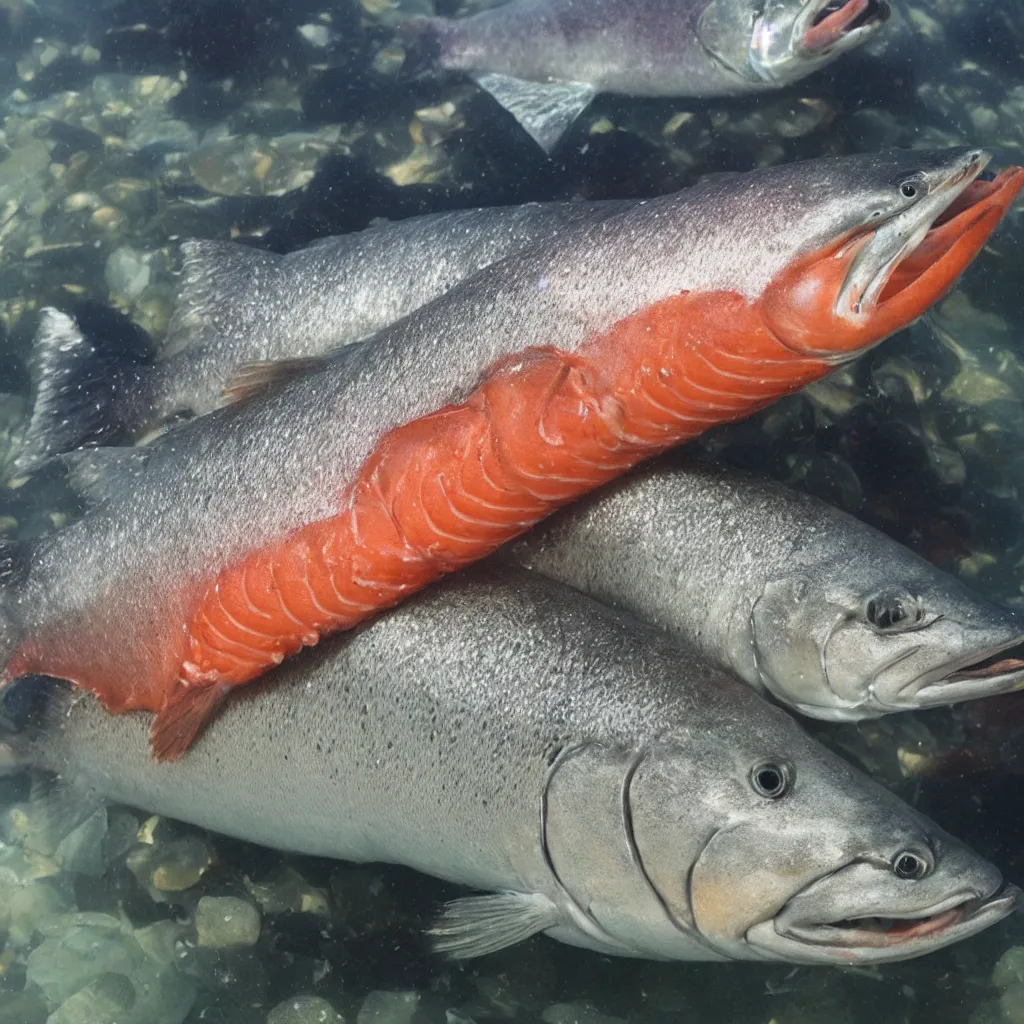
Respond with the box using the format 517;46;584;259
0;1;1023;1022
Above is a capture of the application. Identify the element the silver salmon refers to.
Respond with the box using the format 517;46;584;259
15;201;626;475
1;149;1018;760
401;0;891;151
5;568;1017;965
510;457;1024;720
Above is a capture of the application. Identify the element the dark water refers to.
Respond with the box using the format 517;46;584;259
0;1;1023;1022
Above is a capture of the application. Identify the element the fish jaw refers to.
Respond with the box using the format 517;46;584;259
749;0;890;83
762;156;1024;361
889;636;1024;711
800;0;890;55
749;880;1019;965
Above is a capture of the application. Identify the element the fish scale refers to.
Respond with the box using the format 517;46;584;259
0;150;1018;761
178;288;827;695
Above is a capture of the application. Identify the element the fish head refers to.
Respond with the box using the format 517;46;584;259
759;148;1024;362
697;0;890;86
749;548;1024;719
629;706;1016;964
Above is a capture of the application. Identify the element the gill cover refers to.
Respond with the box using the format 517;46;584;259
697;0;763;80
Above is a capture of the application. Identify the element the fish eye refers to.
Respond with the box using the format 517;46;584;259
899;181;919;199
864;592;922;632
892;851;931;880
750;760;793;799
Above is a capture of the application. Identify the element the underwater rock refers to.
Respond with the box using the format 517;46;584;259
194;895;262;948
104;246;151;300
268;995;345;1024
993;947;1024;990
25;913;196;1023
47;971;136;1024
357;991;420;1024
541;1002;627;1024
246;865;331;919
125;820;214;894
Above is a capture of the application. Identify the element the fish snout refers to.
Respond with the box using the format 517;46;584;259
801;0;891;54
748;845;1014;964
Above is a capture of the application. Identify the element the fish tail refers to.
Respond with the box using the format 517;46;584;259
13;307;157;477
398;17;450;78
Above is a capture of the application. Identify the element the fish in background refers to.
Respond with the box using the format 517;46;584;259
2;568;1017;964
14;200;627;476
0;149;1018;761
509;456;1024;719
401;0;892;152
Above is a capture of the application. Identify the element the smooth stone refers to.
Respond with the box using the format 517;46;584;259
104;247;151;300
268;995;345;1024
194;895;262;948
356;991;420;1024
994;948;1024;989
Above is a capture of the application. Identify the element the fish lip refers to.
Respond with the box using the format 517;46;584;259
776;883;1019;951
801;0;891;54
834;150;998;321
891;635;1024;707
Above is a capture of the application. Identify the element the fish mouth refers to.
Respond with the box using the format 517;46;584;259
835;155;1024;323
804;0;891;53
778;884;1019;953
904;638;1024;705
762;151;1024;361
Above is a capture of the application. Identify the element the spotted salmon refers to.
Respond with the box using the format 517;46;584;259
4;568;1018;964
1;149;1019;760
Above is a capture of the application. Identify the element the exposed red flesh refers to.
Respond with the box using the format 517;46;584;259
8;166;1021;760
804;0;870;51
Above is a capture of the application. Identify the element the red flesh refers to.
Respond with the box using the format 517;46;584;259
9;168;1023;760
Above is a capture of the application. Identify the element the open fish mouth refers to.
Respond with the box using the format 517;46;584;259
781;884;1019;951
804;0;891;52
835;156;1024;321
903;638;1024;705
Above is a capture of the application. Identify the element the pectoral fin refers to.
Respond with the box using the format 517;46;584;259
427;891;559;959
472;73;596;154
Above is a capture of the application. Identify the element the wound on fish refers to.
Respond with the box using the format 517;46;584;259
151;287;829;759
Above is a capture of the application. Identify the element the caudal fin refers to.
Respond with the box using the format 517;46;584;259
13;306;156;476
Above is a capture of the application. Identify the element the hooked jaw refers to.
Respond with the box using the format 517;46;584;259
894;636;1024;709
802;0;891;54
763;151;1024;361
748;877;1019;964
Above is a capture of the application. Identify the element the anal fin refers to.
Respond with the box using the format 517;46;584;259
472;73;596;154
427;891;559;959
149;682;230;762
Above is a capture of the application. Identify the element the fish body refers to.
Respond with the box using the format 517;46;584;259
2;149;1019;759
15;201;626;473
510;457;1024;719
402;0;891;151
8;568;1017;964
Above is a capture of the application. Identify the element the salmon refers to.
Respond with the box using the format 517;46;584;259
401;0;891;152
1;148;1019;760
